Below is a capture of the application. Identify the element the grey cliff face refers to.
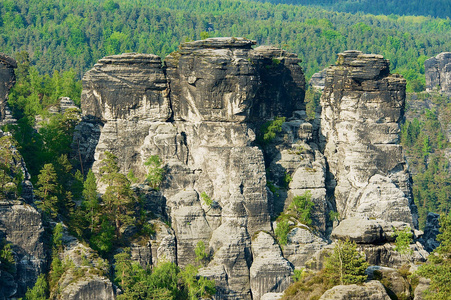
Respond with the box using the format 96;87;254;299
321;50;418;228
425;52;451;93
77;38;307;299
0;202;46;298
56;231;114;300
0;129;45;299
0;54;17;125
76;41;422;299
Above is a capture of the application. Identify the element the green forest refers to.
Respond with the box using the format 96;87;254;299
1;0;451;91
251;0;451;19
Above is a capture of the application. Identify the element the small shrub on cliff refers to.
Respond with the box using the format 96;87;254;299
144;155;165;190
289;191;314;226
275;218;291;246
24;274;48;300
258;116;286;144
195;240;210;266
394;227;413;258
0;240;16;274
200;192;213;206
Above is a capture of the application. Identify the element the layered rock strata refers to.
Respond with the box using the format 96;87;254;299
425;52;451;93
78;38;306;299
56;231;114;300
77;42;422;299
321;50;418;228
0;130;45;298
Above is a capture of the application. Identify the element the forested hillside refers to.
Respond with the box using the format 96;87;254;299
1;0;451;91
251;0;451;19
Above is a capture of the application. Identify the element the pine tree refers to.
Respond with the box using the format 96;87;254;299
324;239;369;286
100;151;135;237
418;214;451;299
35;163;59;217
82;169;99;233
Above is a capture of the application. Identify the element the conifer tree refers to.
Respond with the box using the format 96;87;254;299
324;239;368;286
35;163;59;217
82;169;99;232
99;151;135;237
418;214;451;299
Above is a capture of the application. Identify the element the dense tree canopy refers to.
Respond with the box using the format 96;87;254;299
1;0;451;87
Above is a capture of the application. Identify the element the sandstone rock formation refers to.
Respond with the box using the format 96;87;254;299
309;69;327;91
0;200;46;298
76;41;424;299
55;231;114;300
76;38;307;299
0;130;45;299
319;280;391;300
0;54;17;126
425;52;451;93
320;50;418;228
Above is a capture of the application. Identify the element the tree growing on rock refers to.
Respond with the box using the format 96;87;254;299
35;163;59;217
100;151;136;238
288;191;314;225
324;239;368;286
144;155;165;190
418;214;451;299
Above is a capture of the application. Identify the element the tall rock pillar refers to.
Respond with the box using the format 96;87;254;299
321;50;418;228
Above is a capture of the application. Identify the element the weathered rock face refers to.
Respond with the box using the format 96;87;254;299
319;280;391;300
0;54;16;125
165;38;305;123
425;52;451;93
78;38;306;299
0;201;46;298
77;42;423;299
419;212;440;252
320;50;418;228
56;234;114;300
250;232;293;300
309;69;327;91
81;53;170;122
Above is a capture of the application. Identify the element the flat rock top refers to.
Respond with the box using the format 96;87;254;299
179;37;256;50
435;52;451;60
0;53;17;68
96;53;161;65
337;50;387;66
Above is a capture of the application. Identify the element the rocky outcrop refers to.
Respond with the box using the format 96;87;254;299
0;201;46;298
77;42;424;298
320;50;418;228
319;280;391;300
0;129;45;299
309;69;327;91
419;212;440;252
281;226;328;269
250;232;293;300
425;52;451;93
0;54;16;125
77;38;307;299
56;231;114;300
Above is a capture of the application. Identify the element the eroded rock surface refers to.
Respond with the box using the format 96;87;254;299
319;280;391;300
320;50;418;228
57;238;114;300
250;232;293;300
425;52;451;93
78;38;307;299
77;43;424;299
